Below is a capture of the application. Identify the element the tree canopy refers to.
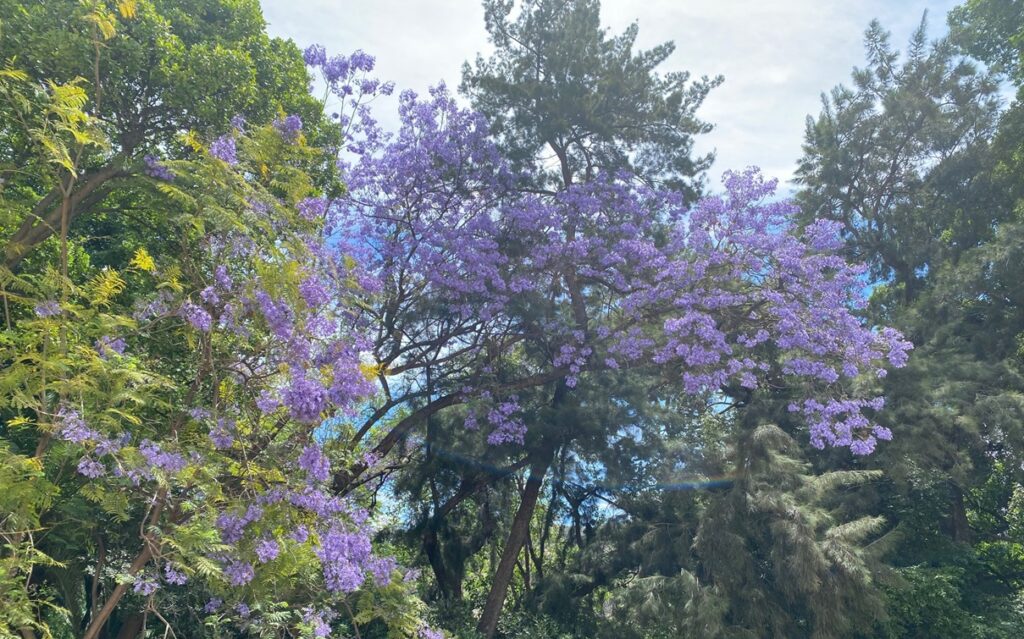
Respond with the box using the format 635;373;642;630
2;1;1023;638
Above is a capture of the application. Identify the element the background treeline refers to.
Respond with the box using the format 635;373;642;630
0;1;1022;638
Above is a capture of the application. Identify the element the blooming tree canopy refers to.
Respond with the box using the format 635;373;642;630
1;22;908;639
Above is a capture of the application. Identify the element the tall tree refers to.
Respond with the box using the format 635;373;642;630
795;16;1002;299
798;11;1024;635
0;0;334;269
462;0;721;197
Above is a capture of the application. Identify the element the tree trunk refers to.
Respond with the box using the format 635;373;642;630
476;448;553;639
424;522;463;600
81;543;154;639
4;156;127;269
114;613;145;639
950;484;972;544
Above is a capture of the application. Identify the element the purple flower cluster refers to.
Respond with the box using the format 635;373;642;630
57;407;96;444
418;625;444;639
283;375;328;423
254;290;293;339
789;397;893;455
274;115;303;142
315;523;390;593
217;504;264;544
485;397;527;446
95;335;126;358
224;559;255;586
143;155;173;181
77;457;105;478
290;525;310;543
164;564;188;585
132;289;174;322
299;275;330;307
297;196;327;221
133;577;158;595
254;537;280;563
298;443;331;483
139;439;187;475
33;300;60;317
180;301;212;332
210;417;235;449
210;135;238;165
303;44;327;67
302;608;333;638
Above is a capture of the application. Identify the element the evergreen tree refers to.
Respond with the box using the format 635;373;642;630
462;0;721;197
795;16;1002;298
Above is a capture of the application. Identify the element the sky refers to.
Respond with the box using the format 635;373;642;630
260;0;963;186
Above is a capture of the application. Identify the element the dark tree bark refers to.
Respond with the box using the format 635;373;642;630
424;521;464;600
4;156;129;269
114;613;145;639
950;483;972;544
476;446;554;639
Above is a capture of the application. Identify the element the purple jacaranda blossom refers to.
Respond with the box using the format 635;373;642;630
256;390;280;414
57;407;96;444
366;556;396;586
297;196;327;221
304;44;327;67
283;375;327;423
302;608;334;637
210;135;238;165
77;457;105;478
143;155;173;180
200;286;219;305
254;538;279;563
209;416;235;449
224;560;254;586
214;264;233;289
418;625;444;639
139;439;187;474
217;513;246;545
299;275;330;307
274;115;302;142
289;525;310;543
316;524;371;593
180;301;212;332
297;444;331;483
164;564;188;585
133;577;158;595
254;290;293;339
34;300;61;317
95;335;126;359
322;55;350;84
94;435;125;457
485;397;527;446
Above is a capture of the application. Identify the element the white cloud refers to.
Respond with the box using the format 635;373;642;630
261;0;962;185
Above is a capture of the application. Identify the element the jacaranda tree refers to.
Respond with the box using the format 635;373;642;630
324;72;911;639
1;5;437;636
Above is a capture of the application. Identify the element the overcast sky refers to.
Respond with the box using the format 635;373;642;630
260;0;962;186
